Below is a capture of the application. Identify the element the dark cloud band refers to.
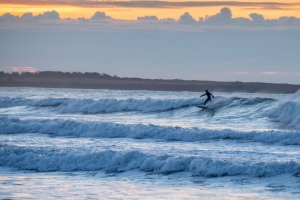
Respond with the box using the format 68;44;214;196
1;0;300;9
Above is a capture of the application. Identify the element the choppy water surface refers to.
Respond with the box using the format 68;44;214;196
1;87;300;199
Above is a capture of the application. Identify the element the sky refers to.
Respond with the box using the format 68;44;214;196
0;0;300;84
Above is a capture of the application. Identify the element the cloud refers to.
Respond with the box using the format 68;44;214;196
1;8;300;27
90;11;112;20
278;16;300;25
77;17;89;22
200;8;300;26
161;18;176;22
137;16;158;21
0;10;60;22
261;71;277;75
232;71;300;77
1;66;38;73
249;13;265;23
0;13;19;22
1;0;300;9
231;17;251;25
20;12;35;21
205;7;232;24
179;12;196;24
35;10;60;20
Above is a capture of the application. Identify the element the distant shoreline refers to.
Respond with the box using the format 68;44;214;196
1;71;299;94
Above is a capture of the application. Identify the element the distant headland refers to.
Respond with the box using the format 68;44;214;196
1;71;299;94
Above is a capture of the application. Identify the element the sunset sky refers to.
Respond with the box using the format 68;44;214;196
1;0;300;20
0;1;300;84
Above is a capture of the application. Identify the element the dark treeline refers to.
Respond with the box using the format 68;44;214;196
0;71;120;79
1;71;300;94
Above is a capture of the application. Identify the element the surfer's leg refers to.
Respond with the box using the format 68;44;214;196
204;99;208;106
204;98;211;106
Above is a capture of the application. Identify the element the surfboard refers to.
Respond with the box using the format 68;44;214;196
196;105;208;109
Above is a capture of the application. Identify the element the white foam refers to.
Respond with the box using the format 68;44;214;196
1;117;300;145
0;146;298;177
0;96;276;113
268;95;300;130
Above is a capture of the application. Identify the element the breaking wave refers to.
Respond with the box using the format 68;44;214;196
0;145;298;177
0;96;275;113
0;97;202;113
268;91;300;130
1;117;300;145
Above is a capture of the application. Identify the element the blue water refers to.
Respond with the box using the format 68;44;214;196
1;87;300;199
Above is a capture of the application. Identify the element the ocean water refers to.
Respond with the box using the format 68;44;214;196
1;87;300;199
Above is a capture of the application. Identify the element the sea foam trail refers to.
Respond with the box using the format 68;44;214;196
1;117;300;145
0;146;298;177
0;96;275;113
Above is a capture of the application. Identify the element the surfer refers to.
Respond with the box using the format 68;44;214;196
200;90;214;106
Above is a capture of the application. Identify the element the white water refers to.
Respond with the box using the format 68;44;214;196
1;87;300;199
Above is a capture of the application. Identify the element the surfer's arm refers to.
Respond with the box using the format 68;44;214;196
200;94;205;97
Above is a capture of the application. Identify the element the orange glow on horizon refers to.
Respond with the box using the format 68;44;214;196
11;66;38;73
261;72;277;75
1;2;300;20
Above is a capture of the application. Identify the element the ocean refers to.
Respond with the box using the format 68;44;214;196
1;87;300;199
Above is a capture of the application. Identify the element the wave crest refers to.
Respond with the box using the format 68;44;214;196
0;146;298;177
268;101;300;130
1;117;300;145
0;95;276;113
0;97;202;113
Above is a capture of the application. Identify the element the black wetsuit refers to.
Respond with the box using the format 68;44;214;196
201;91;214;106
